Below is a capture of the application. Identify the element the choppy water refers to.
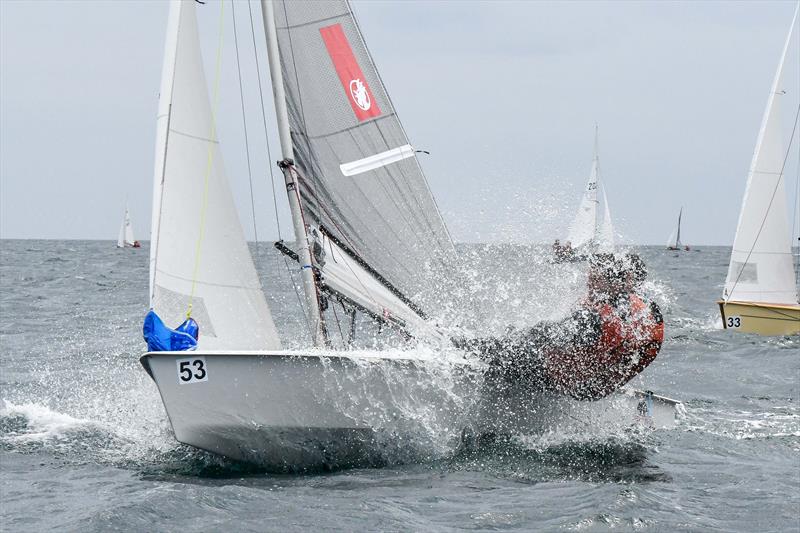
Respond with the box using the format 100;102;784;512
1;240;798;531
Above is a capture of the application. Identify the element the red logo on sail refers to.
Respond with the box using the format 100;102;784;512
320;24;381;121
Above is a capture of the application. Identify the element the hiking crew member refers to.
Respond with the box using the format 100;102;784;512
456;253;663;401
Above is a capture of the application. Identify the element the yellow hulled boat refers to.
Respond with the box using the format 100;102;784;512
719;6;799;337
717;4;800;335
717;301;800;336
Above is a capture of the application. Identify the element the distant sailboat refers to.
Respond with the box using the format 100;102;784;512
556;126;614;261
116;205;140;248
718;5;799;336
666;207;689;251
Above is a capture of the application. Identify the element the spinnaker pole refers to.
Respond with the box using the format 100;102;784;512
261;0;325;347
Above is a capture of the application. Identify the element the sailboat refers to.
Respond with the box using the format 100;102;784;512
556;126;614;261
139;0;679;469
116;205;140;248
666;207;689;251
718;6;800;336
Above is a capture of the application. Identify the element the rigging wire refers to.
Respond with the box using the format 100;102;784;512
330;299;346;346
247;0;311;337
187;0;226;318
247;0;282;240
726;100;800;302
231;0;260;258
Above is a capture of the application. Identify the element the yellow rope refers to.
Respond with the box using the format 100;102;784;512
187;0;226;318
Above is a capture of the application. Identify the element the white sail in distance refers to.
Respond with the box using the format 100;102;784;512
667;207;683;249
117;206;135;247
149;0;280;350
724;6;799;305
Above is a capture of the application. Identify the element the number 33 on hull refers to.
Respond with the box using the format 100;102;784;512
718;301;800;336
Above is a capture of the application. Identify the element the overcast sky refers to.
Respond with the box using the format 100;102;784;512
1;0;798;245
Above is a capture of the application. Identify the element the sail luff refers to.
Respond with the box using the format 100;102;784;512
724;5;799;304
261;0;325;347
149;0;182;303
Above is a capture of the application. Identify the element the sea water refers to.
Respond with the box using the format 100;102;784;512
1;240;798;531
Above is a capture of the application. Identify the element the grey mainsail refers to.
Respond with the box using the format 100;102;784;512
270;1;455;325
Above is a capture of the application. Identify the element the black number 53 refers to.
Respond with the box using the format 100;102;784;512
177;358;208;384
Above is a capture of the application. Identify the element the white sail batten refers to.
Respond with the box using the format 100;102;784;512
339;144;415;176
724;6;799;305
149;0;280;350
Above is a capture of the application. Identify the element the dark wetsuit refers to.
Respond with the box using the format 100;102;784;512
457;307;602;385
457;295;663;400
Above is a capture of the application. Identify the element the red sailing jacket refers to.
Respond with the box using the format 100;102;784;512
543;293;664;400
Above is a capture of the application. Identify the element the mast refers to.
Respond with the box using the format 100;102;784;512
676;207;682;247
261;0;325;347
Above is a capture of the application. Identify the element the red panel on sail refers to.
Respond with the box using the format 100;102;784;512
320;24;381;121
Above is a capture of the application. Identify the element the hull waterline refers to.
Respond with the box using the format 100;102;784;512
718;300;800;336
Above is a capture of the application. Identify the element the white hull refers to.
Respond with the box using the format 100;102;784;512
141;351;480;470
142;351;680;470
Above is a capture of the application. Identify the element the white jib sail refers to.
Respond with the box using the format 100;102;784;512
566;150;599;249
597;186;615;253
724;6;799;305
149;0;280;350
118;206;135;247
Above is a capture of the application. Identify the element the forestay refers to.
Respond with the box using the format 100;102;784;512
724;7;799;305
149;0;280;350
270;0;456;325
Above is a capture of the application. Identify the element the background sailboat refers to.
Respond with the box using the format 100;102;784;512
116;205;140;248
666;207;689;251
718;5;800;336
558;126;615;260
